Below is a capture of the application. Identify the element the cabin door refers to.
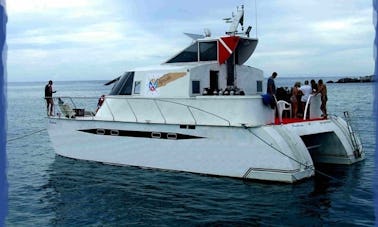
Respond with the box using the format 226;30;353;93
210;70;219;92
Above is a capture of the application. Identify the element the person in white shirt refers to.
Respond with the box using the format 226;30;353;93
299;80;312;118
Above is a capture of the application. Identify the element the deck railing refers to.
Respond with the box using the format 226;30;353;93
302;94;322;120
50;96;98;119
51;96;232;126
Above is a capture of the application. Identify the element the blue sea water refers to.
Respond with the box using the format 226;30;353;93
5;78;376;226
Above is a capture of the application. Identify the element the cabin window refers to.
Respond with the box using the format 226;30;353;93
199;41;217;61
109;72;135;95
166;42;198;63
134;81;141;94
257;80;263;92
192;81;200;94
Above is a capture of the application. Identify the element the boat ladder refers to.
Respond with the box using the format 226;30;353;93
343;111;361;158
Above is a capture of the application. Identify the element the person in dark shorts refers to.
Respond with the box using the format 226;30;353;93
310;79;318;93
266;72;278;108
45;80;56;116
267;72;277;95
317;79;328;118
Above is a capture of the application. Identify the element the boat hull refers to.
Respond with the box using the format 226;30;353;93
47;116;363;183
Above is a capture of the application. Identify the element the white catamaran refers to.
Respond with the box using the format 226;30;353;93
48;6;364;183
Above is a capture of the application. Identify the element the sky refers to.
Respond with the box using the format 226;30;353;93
6;0;375;82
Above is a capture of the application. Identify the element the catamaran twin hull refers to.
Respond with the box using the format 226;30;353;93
48;115;363;183
47;5;364;183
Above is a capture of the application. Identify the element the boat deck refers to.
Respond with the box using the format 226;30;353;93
274;117;326;125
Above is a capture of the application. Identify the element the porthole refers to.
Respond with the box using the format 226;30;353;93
151;132;161;138
110;130;119;136
96;128;105;135
167;133;177;140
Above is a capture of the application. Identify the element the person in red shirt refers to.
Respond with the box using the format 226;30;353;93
96;94;105;113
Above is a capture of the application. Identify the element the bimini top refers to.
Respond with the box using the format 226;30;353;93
164;5;258;66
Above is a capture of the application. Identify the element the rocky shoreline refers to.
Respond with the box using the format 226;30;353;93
327;75;375;83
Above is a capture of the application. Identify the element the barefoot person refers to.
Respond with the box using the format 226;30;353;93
44;80;56;116
317;79;328;118
290;81;301;118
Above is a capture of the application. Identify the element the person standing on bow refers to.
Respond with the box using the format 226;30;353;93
96;94;105;113
45;80;56;116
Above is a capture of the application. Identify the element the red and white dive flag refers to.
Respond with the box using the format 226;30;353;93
218;36;240;64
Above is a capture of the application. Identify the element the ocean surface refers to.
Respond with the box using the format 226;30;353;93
5;78;376;226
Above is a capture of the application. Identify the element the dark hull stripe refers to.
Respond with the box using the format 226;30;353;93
78;128;204;140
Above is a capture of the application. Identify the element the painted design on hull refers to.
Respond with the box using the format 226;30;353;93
147;72;186;91
145;72;186;96
157;72;186;87
78;128;204;140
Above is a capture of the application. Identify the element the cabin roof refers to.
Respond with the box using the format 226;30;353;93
130;62;213;72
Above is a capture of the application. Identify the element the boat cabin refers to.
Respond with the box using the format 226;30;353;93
108;62;264;98
109;35;263;99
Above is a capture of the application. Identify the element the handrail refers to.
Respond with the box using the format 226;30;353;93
343;111;361;157
154;99;167;124
104;99;115;121
50;95;100;99
68;97;77;109
125;99;138;122
114;97;231;125
50;96;232;126
155;98;231;126
186;106;198;125
303;94;320;120
50;96;99;119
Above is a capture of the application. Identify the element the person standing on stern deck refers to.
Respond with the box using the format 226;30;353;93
317;79;328;118
299;80;312;118
45;80;56;116
266;72;278;108
267;72;277;95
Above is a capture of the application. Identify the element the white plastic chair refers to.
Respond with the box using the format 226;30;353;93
277;100;292;123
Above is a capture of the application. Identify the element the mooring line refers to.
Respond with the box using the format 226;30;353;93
7;128;46;142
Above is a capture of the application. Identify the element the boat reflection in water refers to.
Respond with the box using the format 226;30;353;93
42;155;367;225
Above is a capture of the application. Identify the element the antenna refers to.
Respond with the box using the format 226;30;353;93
225;5;245;35
255;0;258;38
245;26;252;37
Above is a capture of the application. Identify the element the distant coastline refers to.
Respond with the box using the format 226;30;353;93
327;75;375;83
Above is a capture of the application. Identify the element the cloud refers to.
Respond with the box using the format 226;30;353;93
7;0;95;14
6;0;374;81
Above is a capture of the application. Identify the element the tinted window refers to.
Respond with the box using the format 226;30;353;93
192;81;200;94
199;41;217;61
257;80;262;92
166;42;198;63
109;72;135;95
134;81;141;94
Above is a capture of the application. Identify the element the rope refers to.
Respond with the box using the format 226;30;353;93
244;126;371;195
7;128;46;142
245;126;311;168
